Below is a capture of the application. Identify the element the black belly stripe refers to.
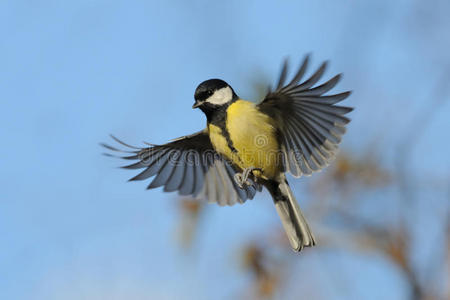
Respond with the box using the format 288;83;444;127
223;127;238;154
222;124;245;167
209;109;238;154
206;97;245;166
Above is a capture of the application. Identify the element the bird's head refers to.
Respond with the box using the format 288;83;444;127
193;79;237;113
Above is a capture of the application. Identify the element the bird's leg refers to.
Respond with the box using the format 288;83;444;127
234;167;263;188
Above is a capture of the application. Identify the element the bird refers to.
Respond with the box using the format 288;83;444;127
102;55;352;252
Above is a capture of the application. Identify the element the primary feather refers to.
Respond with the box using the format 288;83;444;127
102;131;260;206
258;55;353;177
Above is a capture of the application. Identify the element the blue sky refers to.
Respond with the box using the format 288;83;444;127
1;1;449;299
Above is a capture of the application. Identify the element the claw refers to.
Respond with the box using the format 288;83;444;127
234;173;245;189
233;167;262;188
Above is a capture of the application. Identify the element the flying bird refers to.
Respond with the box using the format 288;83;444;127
102;55;352;251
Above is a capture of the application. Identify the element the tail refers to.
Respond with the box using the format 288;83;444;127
265;177;316;252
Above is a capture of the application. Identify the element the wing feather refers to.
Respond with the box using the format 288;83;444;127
147;155;175;189
276;59;289;90
163;151;186;192
129;149;171;180
102;131;259;206
289;61;328;92
292;74;341;97
192;152;204;197
259;56;353;177
282;54;310;91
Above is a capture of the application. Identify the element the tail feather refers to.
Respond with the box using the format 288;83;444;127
266;178;316;251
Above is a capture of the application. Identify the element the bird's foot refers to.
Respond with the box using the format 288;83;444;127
234;167;262;188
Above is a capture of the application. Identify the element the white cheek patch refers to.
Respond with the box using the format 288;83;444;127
206;86;233;105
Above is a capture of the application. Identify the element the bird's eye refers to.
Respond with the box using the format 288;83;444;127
207;90;213;96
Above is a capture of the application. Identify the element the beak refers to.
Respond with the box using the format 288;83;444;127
192;102;202;109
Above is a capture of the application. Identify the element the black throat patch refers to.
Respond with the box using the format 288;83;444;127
206;98;241;155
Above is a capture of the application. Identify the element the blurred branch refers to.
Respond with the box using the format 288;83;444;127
394;71;450;299
330;209;424;299
176;198;204;249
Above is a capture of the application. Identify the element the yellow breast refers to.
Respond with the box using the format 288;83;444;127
208;123;233;159
208;100;281;180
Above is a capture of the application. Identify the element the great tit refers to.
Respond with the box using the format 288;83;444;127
103;55;352;252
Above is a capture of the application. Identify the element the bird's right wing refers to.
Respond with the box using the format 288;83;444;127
101;130;260;206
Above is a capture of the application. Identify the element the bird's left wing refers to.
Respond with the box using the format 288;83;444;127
101;130;260;206
258;55;353;177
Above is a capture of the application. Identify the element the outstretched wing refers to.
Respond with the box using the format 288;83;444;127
258;55;353;177
101;130;260;206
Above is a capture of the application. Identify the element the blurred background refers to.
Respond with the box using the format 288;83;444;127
1;1;449;299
